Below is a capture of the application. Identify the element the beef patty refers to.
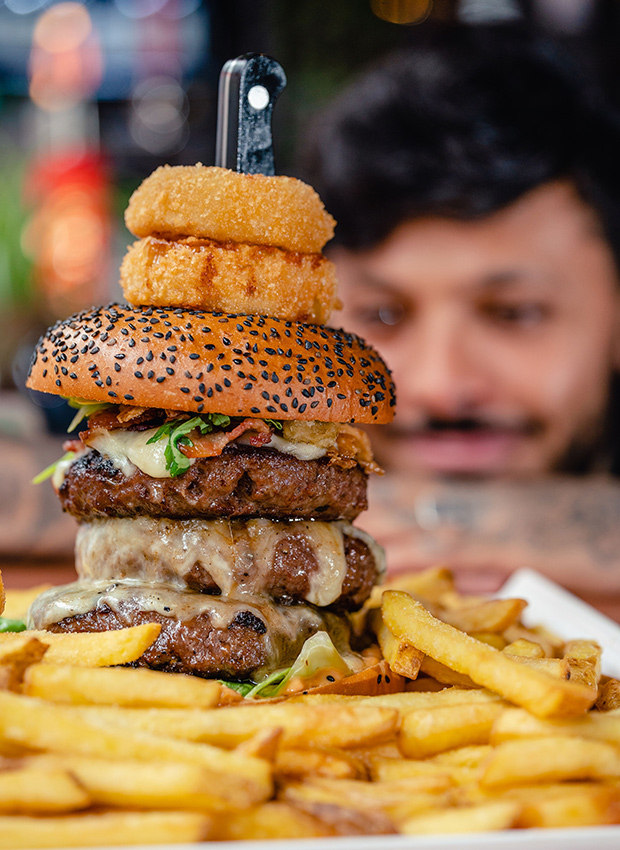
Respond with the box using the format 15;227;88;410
59;444;367;521
31;585;345;679
75;516;383;611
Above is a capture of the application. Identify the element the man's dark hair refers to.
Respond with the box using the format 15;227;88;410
301;25;620;266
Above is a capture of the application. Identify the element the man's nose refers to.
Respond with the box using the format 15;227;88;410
394;316;488;417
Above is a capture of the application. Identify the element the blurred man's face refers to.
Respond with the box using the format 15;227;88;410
333;181;620;477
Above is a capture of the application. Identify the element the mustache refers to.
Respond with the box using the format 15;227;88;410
386;416;544;436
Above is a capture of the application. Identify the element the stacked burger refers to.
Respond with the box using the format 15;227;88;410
26;165;396;682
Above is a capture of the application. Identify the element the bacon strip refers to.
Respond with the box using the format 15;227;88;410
180;418;273;458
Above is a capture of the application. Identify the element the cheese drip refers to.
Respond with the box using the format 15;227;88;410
83;426;328;481
27;581;355;680
73;516;384;607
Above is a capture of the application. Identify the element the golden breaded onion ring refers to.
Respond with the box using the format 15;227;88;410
125;165;336;254
120;236;341;324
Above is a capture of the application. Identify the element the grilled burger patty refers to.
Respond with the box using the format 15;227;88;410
58;444;368;521
74;516;383;611
30;585;346;679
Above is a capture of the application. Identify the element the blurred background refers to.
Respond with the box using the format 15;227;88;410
2;0;620;564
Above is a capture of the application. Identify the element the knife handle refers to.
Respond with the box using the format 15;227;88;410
215;53;287;175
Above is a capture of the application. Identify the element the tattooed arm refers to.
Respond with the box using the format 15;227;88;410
361;473;620;619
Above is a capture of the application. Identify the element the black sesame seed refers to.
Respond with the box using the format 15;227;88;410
166;367;174;376
114;363;121;372
134;371;143;379
181;387;190;393
189;353;199;360
147;370;154;379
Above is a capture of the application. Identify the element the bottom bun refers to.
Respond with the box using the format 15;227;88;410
28;581;352;679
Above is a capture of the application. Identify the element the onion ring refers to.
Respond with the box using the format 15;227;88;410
120;236;341;324
124;165;336;253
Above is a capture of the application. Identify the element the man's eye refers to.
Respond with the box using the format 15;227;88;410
481;302;549;326
354;302;406;327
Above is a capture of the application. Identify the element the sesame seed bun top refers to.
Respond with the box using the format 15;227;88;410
27;304;395;424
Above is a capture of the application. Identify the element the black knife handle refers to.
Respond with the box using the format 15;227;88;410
215;53;287;175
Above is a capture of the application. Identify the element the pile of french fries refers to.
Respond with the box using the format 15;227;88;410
1;567;620;847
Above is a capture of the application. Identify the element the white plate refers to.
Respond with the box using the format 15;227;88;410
86;825;620;849
497;567;620;678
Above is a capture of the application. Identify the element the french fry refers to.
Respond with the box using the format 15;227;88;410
382;591;595;717
0;566;616;844
0;810;212;849
492;705;620;746
503;638;546;658
420;656;478;688
23;662;221;708
502;655;570;680
399;701;507;759
369;755;477;786
26;754;238;812
0;637;48;691
0;763;90;813
468;632;507;650
433;744;493;768
0;691;272;807
597;679;620;711
283;774;453;825
280;791;396;836
497;782;620;829
275;746;367;781
235;727;282;762
481;736;620;786
438;597;527;634
563;639;601;694
367;565;455;610
67;700;399;749
400;800;521;835
0;624;161;667
212;801;330;840
371;610;424;679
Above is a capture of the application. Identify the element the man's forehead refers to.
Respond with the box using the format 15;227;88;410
335;180;606;293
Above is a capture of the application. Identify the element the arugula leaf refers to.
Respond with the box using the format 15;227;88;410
217;680;256;697
146;414;233;477
0;617;26;633
245;668;291;699
32;451;76;485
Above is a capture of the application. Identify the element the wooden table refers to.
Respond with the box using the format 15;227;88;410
1;558;77;591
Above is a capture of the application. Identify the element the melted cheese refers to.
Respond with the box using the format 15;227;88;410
87;428;177;479
82;426;328;481
73;516;376;607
